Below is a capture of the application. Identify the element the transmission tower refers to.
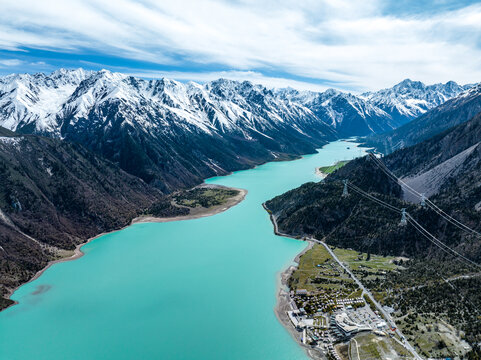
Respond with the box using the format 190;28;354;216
420;193;426;207
342;180;349;197
400;208;407;226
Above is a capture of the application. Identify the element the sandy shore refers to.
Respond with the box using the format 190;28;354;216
3;184;247;311
264;203;326;360
315;167;328;179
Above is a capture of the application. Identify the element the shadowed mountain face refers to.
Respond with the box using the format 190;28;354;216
0;69;471;192
0;130;166;309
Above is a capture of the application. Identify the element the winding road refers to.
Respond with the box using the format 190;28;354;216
312;238;423;360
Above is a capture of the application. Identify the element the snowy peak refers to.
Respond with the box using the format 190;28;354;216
362;79;470;116
0;69;475;139
359;79;472;123
0;68;477;193
0;68;93;133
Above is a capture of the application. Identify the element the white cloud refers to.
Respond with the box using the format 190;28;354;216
1;0;481;91
0;59;24;67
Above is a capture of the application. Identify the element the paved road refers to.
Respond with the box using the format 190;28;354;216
311;238;424;360
264;204;423;359
352;338;360;360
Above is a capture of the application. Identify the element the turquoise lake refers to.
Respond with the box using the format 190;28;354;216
0;141;367;360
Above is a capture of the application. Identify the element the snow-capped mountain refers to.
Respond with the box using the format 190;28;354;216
365;83;481;154
361;79;472;126
275;79;470;136
0;69;472;191
1;69;339;191
276;88;394;136
0;68;94;133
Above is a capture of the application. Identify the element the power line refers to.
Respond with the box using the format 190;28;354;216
346;182;401;213
341;179;481;270
406;214;481;271
339;177;481;324
424;198;481;237
368;153;481;238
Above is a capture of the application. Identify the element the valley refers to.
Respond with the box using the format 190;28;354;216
0;130;245;311
1;69;481;360
2;2;481;360
265;107;481;358
0;140;366;360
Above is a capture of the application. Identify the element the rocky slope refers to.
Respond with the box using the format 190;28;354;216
0;69;470;191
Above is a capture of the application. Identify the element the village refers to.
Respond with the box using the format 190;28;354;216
283;242;415;359
286;289;395;359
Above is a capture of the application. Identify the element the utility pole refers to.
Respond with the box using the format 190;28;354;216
342;179;349;197
400;208;407;226
420;193;426;207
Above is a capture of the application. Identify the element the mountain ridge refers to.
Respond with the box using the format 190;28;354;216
1;68;472;192
364;83;481;154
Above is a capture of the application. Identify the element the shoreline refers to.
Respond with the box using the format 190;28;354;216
3;185;247;312
133;186;247;224
274;242;326;360
264;203;327;360
3;141;337;312
314;167;328;179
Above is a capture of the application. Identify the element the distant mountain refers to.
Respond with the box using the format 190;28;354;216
277;79;471;137
1;70;337;191
275;88;393;136
364;84;481;154
0;130;167;309
0;69;470;191
361;79;471;125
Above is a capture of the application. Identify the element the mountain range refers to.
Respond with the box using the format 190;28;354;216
1;68;479;316
0;69;472;192
365;83;481;153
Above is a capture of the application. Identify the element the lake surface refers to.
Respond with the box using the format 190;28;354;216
0;141;367;360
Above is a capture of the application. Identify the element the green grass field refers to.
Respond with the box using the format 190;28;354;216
289;244;355;292
332;247;398;272
318;160;349;175
350;333;413;360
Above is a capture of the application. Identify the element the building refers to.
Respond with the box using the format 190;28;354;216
296;289;308;296
334;312;372;337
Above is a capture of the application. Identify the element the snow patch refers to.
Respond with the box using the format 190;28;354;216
0;136;22;146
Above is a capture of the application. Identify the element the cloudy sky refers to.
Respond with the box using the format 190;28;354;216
1;0;481;91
